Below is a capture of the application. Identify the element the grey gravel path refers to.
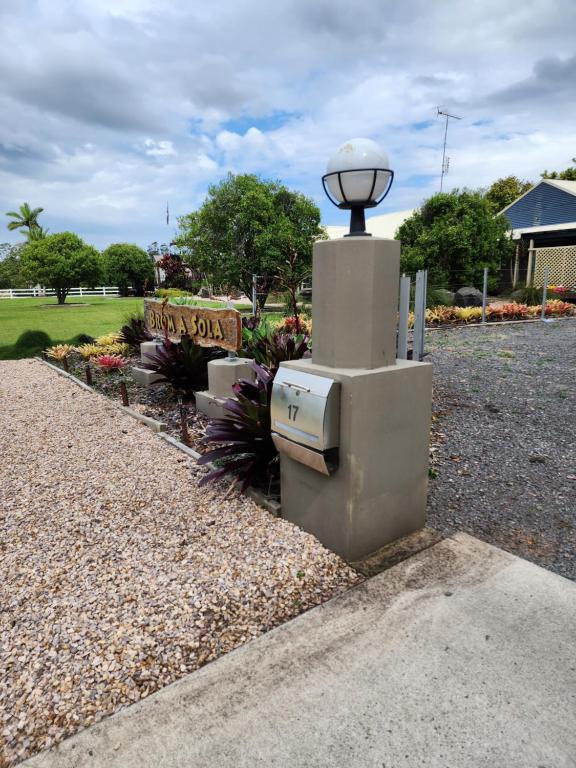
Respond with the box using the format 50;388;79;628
426;318;576;580
0;360;360;768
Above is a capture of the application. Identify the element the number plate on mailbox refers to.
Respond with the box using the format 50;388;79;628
271;367;340;451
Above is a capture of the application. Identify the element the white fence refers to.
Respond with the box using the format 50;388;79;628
0;286;119;299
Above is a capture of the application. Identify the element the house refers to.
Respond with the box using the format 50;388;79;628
325;209;415;240
499;179;576;288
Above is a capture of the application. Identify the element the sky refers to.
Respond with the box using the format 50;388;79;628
0;0;575;249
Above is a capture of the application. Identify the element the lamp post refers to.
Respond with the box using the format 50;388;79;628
271;138;432;561
322;138;394;236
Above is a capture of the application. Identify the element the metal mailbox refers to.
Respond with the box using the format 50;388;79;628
271;367;340;475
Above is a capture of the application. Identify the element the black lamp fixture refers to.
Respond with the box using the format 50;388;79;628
322;138;394;237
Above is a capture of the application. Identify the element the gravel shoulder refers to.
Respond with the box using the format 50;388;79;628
427;318;576;580
0;360;360;767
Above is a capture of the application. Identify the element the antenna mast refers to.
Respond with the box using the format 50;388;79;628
437;108;462;192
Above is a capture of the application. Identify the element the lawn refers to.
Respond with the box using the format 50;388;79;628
0;297;267;358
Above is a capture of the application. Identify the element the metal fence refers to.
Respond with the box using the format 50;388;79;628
0;286;120;299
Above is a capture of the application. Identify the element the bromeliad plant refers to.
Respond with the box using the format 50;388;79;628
198;362;278;491
94;354;127;372
241;317;310;375
118;317;152;349
142;334;222;395
46;344;73;362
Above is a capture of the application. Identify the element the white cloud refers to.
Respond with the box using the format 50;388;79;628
0;0;575;246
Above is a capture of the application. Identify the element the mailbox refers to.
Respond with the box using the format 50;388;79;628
271;367;340;475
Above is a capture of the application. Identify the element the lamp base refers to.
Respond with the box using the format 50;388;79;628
347;205;371;237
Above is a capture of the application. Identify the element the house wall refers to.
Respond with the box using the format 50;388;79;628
504;184;576;229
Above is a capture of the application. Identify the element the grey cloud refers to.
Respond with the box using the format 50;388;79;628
12;66;161;132
486;53;576;107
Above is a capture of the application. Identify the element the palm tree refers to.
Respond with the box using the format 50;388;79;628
6;203;45;240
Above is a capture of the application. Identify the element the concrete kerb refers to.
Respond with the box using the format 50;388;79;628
36;357;281;517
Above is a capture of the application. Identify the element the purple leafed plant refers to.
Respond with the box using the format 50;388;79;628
197;362;279;491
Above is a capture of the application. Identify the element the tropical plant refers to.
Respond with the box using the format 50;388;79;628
6;203;46;240
241;318;310;374
541;158;576;181
21;232;102;304
46;344;73;361
94;354;127;372
198;362;278;491
0;243;26;288
141;334;222;394
94;333;122;346
118;317;152;349
102;243;155;296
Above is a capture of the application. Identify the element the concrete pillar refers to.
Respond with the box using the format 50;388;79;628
277;237;432;561
527;238;535;286
196;358;256;419
312;237;400;369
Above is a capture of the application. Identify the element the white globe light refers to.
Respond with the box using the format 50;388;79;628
325;138;391;205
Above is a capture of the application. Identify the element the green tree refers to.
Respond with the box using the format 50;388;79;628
396;190;514;288
21;232;102;304
0;243;26;289
6;203;46;240
102;242;155;296
484;176;532;212
175;174;324;308
541;157;576;181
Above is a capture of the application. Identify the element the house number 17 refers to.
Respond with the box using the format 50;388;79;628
287;404;299;421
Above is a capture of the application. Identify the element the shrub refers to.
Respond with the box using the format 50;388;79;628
142;334;222;393
511;284;543;305
198;363;278;491
544;299;574;316
155;288;194;298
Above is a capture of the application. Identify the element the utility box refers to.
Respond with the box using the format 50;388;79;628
271;367;340;476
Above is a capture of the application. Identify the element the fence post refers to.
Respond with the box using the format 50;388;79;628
79;286;83;297
10;288;13;299
397;274;410;360
540;266;549;321
481;267;488;324
413;269;427;362
102;286;107;297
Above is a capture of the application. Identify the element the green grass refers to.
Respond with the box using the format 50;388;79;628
0;297;282;359
0;297;146;359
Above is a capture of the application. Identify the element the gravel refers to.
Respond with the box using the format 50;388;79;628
426;318;576;580
0;360;360;767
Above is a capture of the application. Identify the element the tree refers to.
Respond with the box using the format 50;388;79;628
175;174;324;308
21;232;102;304
484;176;532;212
102;243;155;296
541;158;576;181
6;203;46;240
0;243;26;289
396;190;514;288
157;253;190;290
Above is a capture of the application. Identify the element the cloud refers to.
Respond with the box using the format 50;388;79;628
0;0;575;247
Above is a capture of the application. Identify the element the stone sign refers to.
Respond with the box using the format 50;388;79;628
144;299;242;352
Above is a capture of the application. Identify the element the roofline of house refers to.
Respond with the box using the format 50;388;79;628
498;178;576;216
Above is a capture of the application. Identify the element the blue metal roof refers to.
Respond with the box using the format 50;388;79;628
503;181;576;229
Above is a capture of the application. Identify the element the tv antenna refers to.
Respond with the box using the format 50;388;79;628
437;108;462;192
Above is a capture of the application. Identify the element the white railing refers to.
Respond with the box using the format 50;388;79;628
0;286;120;299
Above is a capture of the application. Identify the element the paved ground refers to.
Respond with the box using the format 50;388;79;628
0;361;359;767
22;533;576;768
426;318;576;580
